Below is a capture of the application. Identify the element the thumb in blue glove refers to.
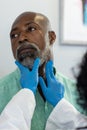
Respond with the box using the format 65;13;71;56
15;58;40;94
39;60;64;106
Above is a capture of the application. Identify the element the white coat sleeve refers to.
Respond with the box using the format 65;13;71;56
0;88;36;130
46;98;87;130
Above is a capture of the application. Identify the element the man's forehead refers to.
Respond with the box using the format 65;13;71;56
11;13;49;32
34;15;46;25
12;13;36;26
13;12;46;23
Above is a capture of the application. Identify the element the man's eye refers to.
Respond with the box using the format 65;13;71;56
27;27;36;32
10;34;18;39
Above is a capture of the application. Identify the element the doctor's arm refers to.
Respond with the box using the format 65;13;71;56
39;60;64;106
39;60;87;130
0;89;35;130
0;58;40;130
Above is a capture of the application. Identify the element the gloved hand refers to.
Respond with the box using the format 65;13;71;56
15;58;40;94
39;60;64;106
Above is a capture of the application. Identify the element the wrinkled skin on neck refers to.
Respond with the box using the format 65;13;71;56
10;11;56;79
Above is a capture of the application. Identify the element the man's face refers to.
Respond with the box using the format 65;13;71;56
10;13;51;69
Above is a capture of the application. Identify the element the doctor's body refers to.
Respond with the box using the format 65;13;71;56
0;57;87;130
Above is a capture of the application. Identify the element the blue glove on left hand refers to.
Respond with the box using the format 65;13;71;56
15;58;40;94
39;60;64;106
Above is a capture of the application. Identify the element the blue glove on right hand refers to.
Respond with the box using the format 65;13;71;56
15;58;40;94
39;60;64;106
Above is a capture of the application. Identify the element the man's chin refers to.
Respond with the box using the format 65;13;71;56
19;57;34;69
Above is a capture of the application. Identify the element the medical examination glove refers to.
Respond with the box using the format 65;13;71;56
39;60;64;106
15;58;40;94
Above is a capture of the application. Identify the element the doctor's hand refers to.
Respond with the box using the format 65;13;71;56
15;58;40;94
39;60;64;106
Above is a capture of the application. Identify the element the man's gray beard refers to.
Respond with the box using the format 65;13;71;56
20;54;48;69
16;42;39;69
19;50;50;70
21;57;35;69
16;42;50;69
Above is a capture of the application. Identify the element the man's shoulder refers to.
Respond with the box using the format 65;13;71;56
56;71;77;102
56;71;76;85
0;69;21;113
0;69;20;86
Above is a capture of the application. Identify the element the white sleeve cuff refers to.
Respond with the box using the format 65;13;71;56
46;98;79;130
0;88;36;129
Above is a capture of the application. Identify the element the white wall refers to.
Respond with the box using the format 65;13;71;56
0;0;86;79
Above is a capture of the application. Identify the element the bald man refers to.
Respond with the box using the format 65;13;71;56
0;12;81;130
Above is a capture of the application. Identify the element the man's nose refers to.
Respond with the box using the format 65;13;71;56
18;32;28;44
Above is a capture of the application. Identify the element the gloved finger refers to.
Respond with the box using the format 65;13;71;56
48;60;55;79
15;61;28;73
32;58;40;73
39;76;47;94
45;61;51;83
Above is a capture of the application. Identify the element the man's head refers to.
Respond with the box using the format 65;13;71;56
10;11;56;76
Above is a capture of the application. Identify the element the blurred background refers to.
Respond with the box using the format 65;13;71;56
0;0;86;80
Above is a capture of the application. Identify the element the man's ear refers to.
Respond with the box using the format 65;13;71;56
49;31;56;45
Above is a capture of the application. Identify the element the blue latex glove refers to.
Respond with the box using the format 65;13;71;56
15;58;40;94
39;60;64;106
